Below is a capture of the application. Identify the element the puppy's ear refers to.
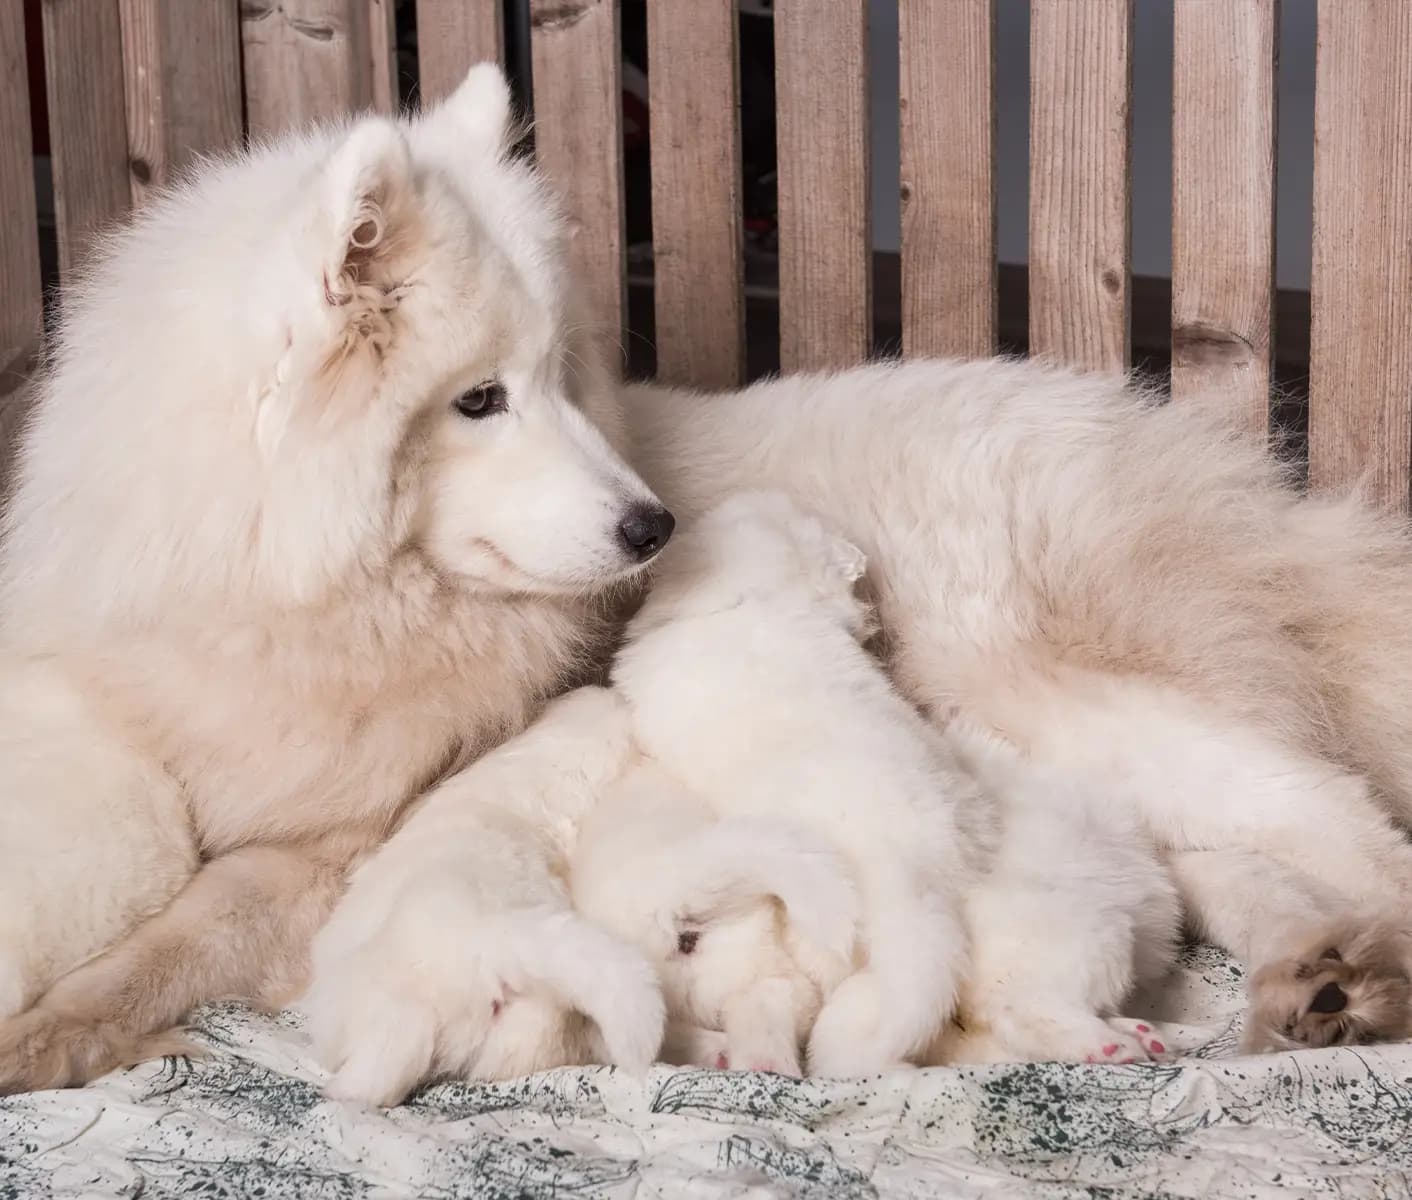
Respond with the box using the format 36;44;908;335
320;117;417;301
421;62;518;161
827;533;868;585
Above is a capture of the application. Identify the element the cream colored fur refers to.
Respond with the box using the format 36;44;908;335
4;62;1412;1093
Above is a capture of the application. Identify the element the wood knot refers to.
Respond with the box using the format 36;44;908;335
1100;269;1122;297
1172;322;1255;366
532;1;594;31
129;157;153;185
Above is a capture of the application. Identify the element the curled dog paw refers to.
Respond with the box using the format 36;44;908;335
0;1004;191;1094
1244;920;1412;1052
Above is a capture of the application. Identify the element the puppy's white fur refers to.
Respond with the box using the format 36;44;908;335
301;687;664;1105
604;492;981;1077
571;755;860;1078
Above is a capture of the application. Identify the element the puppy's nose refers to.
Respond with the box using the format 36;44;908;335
618;504;675;561
1309;981;1348;1014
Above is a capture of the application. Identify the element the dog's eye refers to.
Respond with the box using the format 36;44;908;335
677;931;700;956
452;381;508;419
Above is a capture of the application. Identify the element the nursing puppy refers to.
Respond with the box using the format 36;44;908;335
301;688;664;1106
571;762;860;1077
602;491;982;1077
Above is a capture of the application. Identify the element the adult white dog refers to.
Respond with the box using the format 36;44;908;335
2;63;1412;1092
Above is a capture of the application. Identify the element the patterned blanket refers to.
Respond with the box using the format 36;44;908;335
3;945;1410;1198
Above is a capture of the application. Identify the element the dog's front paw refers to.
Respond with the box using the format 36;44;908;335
1245;920;1412;1052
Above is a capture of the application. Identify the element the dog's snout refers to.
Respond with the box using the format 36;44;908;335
618;504;675;561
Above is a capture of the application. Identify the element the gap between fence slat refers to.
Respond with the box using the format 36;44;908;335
415;0;504;105
529;0;626;367
900;0;996;360
369;0;399;114
1171;0;1276;434
647;0;744;390
1028;0;1132;373
1;0;42;379
241;0;374;139
775;0;872;373
119;0;242;208
42;0;131;281
1310;4;1412;512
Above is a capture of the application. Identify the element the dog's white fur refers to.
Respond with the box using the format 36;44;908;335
5;62;1412;1093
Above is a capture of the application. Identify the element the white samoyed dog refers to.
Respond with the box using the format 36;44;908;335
4;61;1412;1092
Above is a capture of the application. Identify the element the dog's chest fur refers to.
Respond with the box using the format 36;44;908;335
83;563;602;855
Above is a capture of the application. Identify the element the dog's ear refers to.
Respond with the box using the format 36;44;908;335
421;62;518;160
320;117;416;301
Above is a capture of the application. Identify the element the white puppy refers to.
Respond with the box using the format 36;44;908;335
604;491;982;1077
300;687;664;1106
572;762;860;1076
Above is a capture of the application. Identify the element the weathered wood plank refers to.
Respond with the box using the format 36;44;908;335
1028;0;1133;372
416;0;504;104
775;0;871;373
1171;0;1276;433
1;0;42;374
1310;3;1412;511
241;0;374;138
42;0;131;279
119;0;242;207
899;0;996;360
647;0;743;390
529;0;625;360
369;0;399;115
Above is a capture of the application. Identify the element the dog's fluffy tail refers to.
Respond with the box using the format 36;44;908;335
492;907;666;1074
650;817;859;969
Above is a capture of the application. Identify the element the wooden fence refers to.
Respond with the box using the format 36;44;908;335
2;1;1411;511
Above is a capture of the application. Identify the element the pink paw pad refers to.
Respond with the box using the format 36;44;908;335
713;1052;729;1070
1136;1024;1150;1033
1102;1043;1120;1057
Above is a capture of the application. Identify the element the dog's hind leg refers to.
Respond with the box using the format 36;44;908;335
0;838;354;1092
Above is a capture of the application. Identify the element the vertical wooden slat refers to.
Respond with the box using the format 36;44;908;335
42;0;130;280
1028;0;1133;372
899;0;996;360
1;0;42;383
416;0;504;104
119;0;243;208
1310;5;1412;511
1171;0;1277;433
775;1;871;373
369;0;399;115
240;0;374;139
647;0;744;390
529;0;625;359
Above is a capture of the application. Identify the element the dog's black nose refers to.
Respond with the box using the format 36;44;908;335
1309;981;1348;1014
618;504;675;561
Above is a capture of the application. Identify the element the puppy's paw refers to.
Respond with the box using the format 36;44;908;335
1105;1018;1171;1060
1245;920;1412;1052
726;1028;801;1077
661;1023;731;1069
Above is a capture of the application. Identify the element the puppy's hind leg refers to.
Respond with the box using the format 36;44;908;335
0;839;352;1092
807;865;967;1077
